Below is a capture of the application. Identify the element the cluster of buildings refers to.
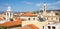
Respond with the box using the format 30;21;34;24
0;4;60;29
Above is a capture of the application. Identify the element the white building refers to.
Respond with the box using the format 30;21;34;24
46;21;60;29
20;13;39;21
0;6;14;24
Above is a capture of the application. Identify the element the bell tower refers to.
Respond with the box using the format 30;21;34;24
6;6;13;20
43;4;46;15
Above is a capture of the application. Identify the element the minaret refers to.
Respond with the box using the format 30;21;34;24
6;6;13;20
43;4;46;15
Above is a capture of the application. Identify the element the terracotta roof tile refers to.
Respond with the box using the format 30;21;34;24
21;13;37;17
0;18;3;21
27;24;39;29
22;24;39;29
0;17;22;27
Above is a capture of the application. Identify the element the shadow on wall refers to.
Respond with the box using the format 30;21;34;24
38;16;46;22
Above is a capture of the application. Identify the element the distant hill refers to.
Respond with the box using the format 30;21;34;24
40;9;60;12
32;9;60;13
0;9;60;14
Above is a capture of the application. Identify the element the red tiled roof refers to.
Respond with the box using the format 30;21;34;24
22;27;28;29
21;13;37;17
28;24;39;29
0;18;3;21
0;17;22;27
22;24;39;29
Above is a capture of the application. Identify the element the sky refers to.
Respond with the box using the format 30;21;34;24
0;0;60;12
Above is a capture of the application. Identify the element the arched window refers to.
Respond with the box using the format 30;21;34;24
52;26;55;29
59;18;60;22
10;18;14;21
51;18;53;20
33;18;35;20
42;26;44;29
56;18;58;20
28;18;30;21
47;18;48;20
48;26;51;29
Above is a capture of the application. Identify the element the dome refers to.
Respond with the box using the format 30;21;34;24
7;6;12;11
44;4;46;6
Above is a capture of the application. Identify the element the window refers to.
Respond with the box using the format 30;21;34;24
10;18;14;21
56;18;57;20
28;18;30;21
59;18;60;22
51;18;53;20
33;18;35;20
48;26;51;29
43;26;44;29
48;23;50;24
52;26;55;29
7;13;9;16
47;18;48;20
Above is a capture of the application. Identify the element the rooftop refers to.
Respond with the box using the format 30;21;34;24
0;17;22;27
21;13;37;17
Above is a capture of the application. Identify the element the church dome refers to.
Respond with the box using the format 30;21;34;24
7;6;12;11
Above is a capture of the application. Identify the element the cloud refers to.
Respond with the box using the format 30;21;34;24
22;1;60;10
36;3;41;7
46;1;60;5
45;1;60;10
56;1;60;4
46;6;59;10
22;1;32;5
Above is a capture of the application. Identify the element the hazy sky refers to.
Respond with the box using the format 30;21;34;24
0;0;60;12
